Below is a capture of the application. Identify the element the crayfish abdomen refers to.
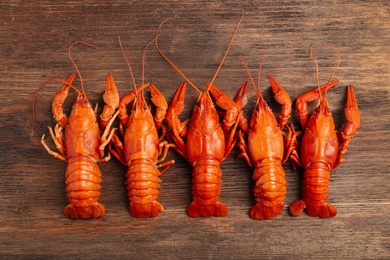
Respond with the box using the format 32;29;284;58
187;159;227;217
290;164;336;218
250;159;287;220
126;158;164;218
65;156;104;219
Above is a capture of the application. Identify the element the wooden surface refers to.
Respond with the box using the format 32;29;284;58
1;0;389;258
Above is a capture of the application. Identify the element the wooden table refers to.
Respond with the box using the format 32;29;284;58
1;1;389;258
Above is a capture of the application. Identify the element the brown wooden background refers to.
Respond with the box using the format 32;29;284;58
1;0;389;258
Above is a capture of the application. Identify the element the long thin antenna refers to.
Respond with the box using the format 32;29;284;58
324;45;341;86
155;17;201;94
208;9;245;91
239;48;266;99
118;36;138;90
310;45;341;103
257;48;267;92
68;41;96;98
142;23;172;86
239;54;260;97
309;44;321;90
309;44;323;106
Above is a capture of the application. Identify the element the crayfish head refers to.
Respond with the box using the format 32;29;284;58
309;99;335;136
316;98;332;117
71;94;93;115
191;91;219;130
132;92;150;119
68;94;96;130
250;96;278;134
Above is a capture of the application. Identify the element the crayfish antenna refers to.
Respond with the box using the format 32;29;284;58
207;9;245;93
240;54;260;99
118;36;138;95
324;45;341;100
142;24;169;87
257;49;267;94
155;17;201;94
68;41;97;103
34;41;94;135
156;10;244;95
309;44;323;106
239;48;266;100
310;45;341;103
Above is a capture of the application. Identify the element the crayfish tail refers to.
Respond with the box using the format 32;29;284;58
306;203;337;218
130;201;164;218
126;160;164;218
188;160;228;218
64;202;106;219
250;203;284;220
65;157;105;219
187;201;228;218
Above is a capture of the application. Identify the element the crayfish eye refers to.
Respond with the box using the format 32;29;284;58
143;105;147;109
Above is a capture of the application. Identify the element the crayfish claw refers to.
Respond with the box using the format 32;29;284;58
148;83;168;128
165;82;186;130
268;76;292;130
206;82;237;110
234;81;249;109
344;85;360;131
100;74;120;129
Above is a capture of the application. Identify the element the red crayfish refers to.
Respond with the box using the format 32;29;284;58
236;54;294;220
108;37;175;218
289;46;360;218
155;14;247;217
37;42;120;219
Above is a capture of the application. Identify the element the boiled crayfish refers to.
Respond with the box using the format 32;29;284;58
155;13;246;217
38;41;120;219
236;54;294;219
164;82;247;217
289;47;360;218
108;37;175;218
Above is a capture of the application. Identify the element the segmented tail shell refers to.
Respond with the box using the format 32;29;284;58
64;156;105;219
126;158;164;218
250;160;286;220
187;159;228;218
289;164;337;218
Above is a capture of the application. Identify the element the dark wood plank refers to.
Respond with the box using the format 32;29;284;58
1;0;389;258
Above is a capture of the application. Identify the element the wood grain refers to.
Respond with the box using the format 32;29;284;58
1;0;389;258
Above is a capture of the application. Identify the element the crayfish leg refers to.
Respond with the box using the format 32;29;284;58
41;133;66;162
